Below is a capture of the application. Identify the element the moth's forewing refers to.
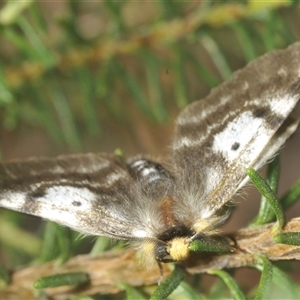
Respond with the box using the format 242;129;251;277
173;42;300;220
0;153;139;238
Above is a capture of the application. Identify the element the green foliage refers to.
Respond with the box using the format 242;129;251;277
246;167;284;232
254;263;300;299
207;269;247;300
251;156;280;226
254;256;273;300
189;235;233;254
150;266;185;300
34;272;90;289
274;232;300;246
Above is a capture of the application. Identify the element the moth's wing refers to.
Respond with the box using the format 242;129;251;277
0;153;140;239
173;42;300;219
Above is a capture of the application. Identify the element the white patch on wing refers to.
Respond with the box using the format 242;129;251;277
39;186;95;211
174;136;202;150
105;172;126;186
75;160;111;173
212;111;269;162
29;186;97;230
38;206;81;228
269;94;299;116
175;97;253;151
204;166;222;193
0;192;27;211
0;187;96;231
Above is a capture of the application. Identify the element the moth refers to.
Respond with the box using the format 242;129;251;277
0;42;300;270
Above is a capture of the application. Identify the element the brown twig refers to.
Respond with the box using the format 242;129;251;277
186;217;300;274
1;217;300;299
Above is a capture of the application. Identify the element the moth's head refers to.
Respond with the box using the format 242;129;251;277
153;225;193;262
140;230;234;267
138;226;192;265
154;237;190;262
138;219;234;267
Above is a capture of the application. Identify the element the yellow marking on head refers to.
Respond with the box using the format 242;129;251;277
168;237;189;261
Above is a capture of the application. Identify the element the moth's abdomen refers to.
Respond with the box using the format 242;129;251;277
126;158;174;199
127;158;171;182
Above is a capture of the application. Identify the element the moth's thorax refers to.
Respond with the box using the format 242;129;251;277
159;196;177;226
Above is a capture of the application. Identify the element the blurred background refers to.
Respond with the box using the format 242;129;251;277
0;1;300;299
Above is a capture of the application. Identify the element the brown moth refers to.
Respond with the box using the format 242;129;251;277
0;42;300;269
